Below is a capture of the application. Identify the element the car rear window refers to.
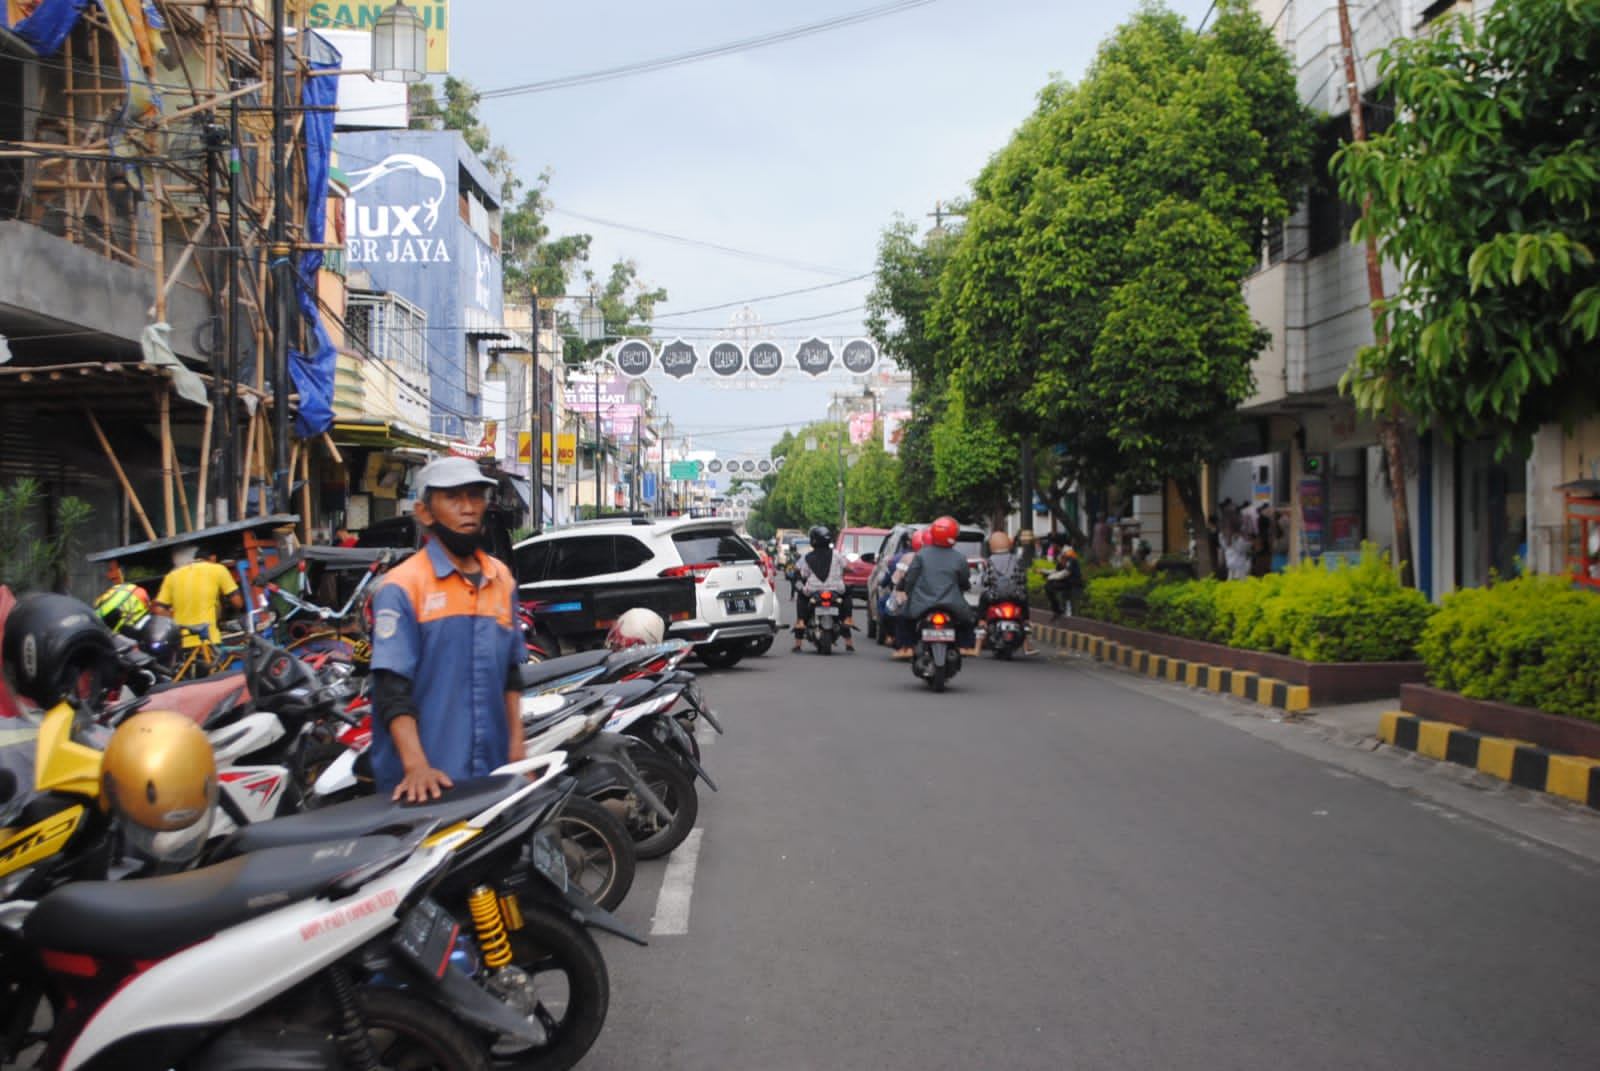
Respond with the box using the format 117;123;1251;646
956;531;986;559
672;528;758;566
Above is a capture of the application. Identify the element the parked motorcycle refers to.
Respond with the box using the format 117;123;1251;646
911;608;964;693
982;600;1029;659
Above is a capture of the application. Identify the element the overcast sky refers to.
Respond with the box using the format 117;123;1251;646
453;0;1216;461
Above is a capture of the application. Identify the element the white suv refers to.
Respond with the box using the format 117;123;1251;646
512;516;780;668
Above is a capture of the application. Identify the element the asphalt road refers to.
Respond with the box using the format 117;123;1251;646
585;626;1600;1070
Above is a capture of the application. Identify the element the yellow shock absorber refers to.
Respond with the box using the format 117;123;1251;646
466;885;514;969
498;893;525;931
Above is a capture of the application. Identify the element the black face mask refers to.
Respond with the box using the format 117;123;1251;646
428;521;486;560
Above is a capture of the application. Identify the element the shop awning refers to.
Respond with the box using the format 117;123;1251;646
331;420;451;452
86;514;300;564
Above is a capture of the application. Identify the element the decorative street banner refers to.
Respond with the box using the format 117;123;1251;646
708;341;744;377
706;459;724;475
757;459;773;474
615;338;653;378
841;338;877;374
749;341;783;377
794;337;835;377
848;412;876;446
660;338;697;380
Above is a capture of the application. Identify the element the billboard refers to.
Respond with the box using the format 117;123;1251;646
308;2;450;73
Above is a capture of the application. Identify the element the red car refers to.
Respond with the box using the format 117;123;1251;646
837;526;890;600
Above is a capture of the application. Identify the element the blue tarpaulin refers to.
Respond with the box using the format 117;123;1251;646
289;32;341;440
0;0;90;55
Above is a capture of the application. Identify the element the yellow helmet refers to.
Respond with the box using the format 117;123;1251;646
101;710;218;863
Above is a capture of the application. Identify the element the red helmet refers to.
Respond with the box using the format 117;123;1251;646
909;529;928;552
929;516;960;548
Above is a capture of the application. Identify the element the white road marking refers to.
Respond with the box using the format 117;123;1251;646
650;827;705;936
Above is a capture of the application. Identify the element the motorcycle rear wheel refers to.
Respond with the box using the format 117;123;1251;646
929;659;947;693
596;751;699;860
542;796;636;911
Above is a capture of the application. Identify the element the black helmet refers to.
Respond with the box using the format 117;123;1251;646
134;615;182;671
808;525;833;549
1;592;122;708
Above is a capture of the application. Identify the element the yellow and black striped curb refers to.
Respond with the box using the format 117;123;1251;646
1379;712;1600;810
1032;623;1310;713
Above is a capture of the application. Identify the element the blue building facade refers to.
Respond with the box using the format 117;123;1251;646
337;129;503;440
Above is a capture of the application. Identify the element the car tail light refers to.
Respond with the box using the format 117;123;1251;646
660;563;717;583
930;611;949;627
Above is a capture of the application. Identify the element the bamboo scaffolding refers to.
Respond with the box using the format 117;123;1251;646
195;402;213;530
86;407;157;542
239;404;258;518
159;390;175;536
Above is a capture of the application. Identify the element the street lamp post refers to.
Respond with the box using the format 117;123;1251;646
826;399;847;530
624;379;651;512
658;417;674;517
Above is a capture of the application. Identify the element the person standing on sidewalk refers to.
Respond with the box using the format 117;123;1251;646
367;457;527;803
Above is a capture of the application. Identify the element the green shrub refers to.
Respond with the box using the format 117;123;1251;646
1082;544;1432;663
1144;578;1220;639
1420;576;1600;721
1080;570;1153;626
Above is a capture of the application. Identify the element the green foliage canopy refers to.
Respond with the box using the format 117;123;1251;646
1335;0;1600;457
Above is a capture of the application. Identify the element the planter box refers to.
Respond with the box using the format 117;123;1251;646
1400;684;1600;761
1039;609;1425;704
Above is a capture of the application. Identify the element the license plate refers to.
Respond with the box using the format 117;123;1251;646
392;897;459;979
724;597;755;614
815;610;838;624
530;830;569;892
921;628;956;642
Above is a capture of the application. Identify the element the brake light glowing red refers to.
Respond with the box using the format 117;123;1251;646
930;612;948;627
660;563;717;583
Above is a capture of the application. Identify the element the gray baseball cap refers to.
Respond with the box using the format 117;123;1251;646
414;456;497;495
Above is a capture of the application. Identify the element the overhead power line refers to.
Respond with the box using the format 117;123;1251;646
548;206;863;278
652;274;874;319
478;0;937;101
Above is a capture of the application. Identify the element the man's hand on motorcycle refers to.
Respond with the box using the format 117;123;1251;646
393;764;454;802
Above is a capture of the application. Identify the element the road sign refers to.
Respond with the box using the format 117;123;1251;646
641;471;657;503
669;460;701;480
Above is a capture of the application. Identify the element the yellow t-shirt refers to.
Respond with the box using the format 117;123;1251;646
155;561;240;647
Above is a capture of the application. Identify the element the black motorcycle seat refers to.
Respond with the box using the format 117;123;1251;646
217;775;525;857
25;835;405;960
517;649;610;690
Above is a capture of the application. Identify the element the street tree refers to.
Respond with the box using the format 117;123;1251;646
1334;0;1600;460
844;439;903;528
929;387;1017;525
933;1;1310;576
865;216;962;519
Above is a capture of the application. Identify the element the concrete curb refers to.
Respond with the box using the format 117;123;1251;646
1378;712;1600;810
1032;621;1310;713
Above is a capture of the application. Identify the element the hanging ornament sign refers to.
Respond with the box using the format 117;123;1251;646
748;341;784;377
794;337;835;377
615;338;654;378
841;338;878;374
660;338;697;380
708;341;744;377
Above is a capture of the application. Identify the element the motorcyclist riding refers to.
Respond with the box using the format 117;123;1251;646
793;524;854;653
896;516;978;657
981;530;1040;656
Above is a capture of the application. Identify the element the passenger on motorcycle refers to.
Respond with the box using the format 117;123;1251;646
884;527;926;655
895;516;978;657
793;525;855;653
980;530;1040;656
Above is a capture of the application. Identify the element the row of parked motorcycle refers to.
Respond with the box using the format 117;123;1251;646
0;588;719;1070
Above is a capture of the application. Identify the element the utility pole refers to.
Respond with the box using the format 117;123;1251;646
1337;0;1415;587
530;287;543;532
269;0;292;515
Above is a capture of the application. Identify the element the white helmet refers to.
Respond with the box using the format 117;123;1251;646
606;608;665;650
